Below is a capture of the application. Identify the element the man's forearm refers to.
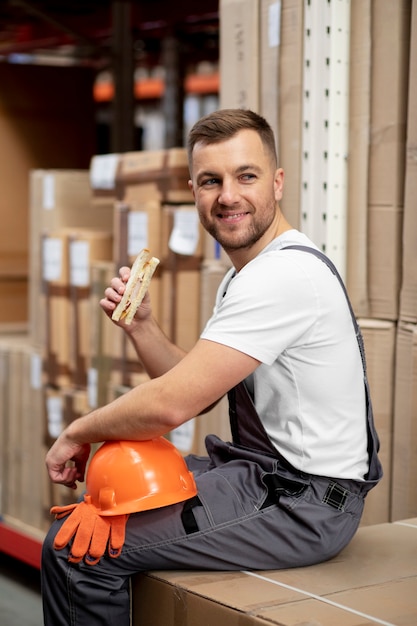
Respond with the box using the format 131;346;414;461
124;315;188;379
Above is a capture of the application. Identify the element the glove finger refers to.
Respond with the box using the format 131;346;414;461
69;507;98;561
50;503;78;519
108;515;129;558
53;506;84;550
86;516;111;563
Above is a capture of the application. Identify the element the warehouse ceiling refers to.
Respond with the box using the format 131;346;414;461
0;0;219;66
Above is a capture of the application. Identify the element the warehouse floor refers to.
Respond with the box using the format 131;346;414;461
0;554;43;625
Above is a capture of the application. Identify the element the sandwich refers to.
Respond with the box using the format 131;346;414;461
111;248;160;325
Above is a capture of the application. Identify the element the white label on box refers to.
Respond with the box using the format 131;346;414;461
90;153;119;190
269;1;281;48
87;368;98;409
30;353;42;390
43;173;55;210
43;237;63;282
70;240;90;287
169;209;199;255
170;419;195;452
128;211;148;256
47;395;64;439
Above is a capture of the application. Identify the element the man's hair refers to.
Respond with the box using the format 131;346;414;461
187;108;277;168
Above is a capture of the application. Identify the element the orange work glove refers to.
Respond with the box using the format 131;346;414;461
50;494;129;566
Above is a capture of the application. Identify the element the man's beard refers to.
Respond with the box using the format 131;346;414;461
201;202;276;252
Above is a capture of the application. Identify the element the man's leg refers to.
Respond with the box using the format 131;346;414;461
42;458;365;625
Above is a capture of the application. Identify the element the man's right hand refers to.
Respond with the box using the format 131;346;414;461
100;265;153;328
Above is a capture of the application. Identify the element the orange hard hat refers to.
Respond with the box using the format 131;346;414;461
85;437;198;516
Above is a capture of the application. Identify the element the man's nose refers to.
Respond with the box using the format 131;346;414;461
218;180;239;205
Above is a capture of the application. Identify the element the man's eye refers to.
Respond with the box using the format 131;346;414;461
240;173;256;181
202;178;219;186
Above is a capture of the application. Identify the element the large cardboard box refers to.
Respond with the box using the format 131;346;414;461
346;0;372;317
219;0;260;111
277;0;303;230
399;2;417;323
0;335;44;530
259;0;282;141
391;322;417;521
132;520;417;626
359;319;396;525
366;0;410;321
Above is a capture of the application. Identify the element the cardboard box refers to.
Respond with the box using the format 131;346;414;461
219;0;260;111
111;201;163;386
132;520;417;626
260;0;282;141
43;386;93;511
116;148;193;204
366;0;410;321
367;204;403;321
160;206;203;352
368;0;410;209
277;0;303;229
0;335;43;530
0;265;28;325
391;322;417;521
41;232;72;388
358;319;396;525
67;229;113;387
346;0;371;317
87;261;118;409
399;2;417;323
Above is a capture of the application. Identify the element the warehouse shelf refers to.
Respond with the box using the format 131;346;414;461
94;72;219;102
0;516;44;570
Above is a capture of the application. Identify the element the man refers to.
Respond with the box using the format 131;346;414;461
42;109;382;625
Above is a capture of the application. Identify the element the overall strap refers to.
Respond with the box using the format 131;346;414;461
282;245;382;483
283;246;367;373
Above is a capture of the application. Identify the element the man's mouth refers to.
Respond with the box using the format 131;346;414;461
217;212;249;221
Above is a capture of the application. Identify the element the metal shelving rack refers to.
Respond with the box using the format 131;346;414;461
300;0;351;278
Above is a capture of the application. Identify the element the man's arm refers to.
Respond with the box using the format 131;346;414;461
100;264;187;378
45;338;260;488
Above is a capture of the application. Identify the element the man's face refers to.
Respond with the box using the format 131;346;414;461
189;129;283;254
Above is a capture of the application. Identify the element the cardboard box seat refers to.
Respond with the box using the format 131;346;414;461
132;518;417;626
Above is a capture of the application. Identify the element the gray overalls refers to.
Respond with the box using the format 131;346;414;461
41;247;382;626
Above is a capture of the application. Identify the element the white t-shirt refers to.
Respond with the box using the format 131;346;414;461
201;230;369;480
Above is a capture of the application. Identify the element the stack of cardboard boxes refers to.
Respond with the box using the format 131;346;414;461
220;0;417;528
0;0;416;544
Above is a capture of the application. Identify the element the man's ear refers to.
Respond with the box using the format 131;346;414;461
188;179;195;198
274;168;284;202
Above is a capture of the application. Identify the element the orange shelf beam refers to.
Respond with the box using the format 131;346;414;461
94;72;219;102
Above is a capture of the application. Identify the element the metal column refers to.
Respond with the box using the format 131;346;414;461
161;34;185;148
111;0;135;153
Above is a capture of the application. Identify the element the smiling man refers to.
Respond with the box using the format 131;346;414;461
41;109;382;626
